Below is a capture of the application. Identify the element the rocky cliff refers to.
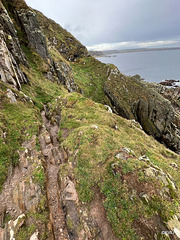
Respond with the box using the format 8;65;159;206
0;0;180;239
104;69;180;153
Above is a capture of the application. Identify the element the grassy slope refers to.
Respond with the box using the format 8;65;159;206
71;57;112;104
48;92;180;239
0;82;41;190
0;43;67;189
0;48;67;239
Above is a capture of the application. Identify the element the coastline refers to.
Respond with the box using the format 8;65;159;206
90;47;180;57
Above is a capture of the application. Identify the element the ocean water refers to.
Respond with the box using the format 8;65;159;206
96;49;180;84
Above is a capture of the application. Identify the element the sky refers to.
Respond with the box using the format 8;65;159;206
25;0;180;51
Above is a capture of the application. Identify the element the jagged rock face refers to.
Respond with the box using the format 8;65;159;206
54;61;77;92
36;11;89;62
0;135;52;240
58;40;89;62
0;0;77;92
0;2;28;89
17;9;50;61
0;30;28;89
133;96;173;137
105;67;180;153
152;84;180;115
0;1;27;64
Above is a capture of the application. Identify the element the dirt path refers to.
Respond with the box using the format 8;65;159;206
39;109;70;240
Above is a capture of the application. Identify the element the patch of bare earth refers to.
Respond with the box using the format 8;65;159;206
90;187;116;240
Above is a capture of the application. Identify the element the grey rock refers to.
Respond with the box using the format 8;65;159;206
0;5;27;65
104;105;113;113
29;230;39;240
46;71;55;82
54;61;77;92
139;192;149;204
170;162;179;168
0;30;28;89
17;10;50;60
6;89;17;103
122;147;135;156
0;3;28;88
104;67;180;153
115;152;127;160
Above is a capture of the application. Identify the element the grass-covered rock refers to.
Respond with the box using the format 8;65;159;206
47;92;180;239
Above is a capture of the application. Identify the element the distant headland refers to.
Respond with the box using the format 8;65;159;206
89;47;180;57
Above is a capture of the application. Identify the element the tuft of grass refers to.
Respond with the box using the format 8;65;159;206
15;224;36;240
32;166;45;189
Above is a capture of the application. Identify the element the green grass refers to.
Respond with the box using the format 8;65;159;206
48;92;180;239
71;57;112;104
15;224;36;240
0;84;41;191
0;2;179;238
32;166;46;189
20;45;66;110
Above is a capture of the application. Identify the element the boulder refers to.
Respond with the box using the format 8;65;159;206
6;89;17;103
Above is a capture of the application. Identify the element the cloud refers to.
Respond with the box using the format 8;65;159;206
137;40;179;48
25;0;180;47
87;40;180;51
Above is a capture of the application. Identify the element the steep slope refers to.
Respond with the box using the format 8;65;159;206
0;0;180;239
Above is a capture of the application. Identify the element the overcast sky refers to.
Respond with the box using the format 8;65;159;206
25;0;180;51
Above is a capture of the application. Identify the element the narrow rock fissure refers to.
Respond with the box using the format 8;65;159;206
39;108;70;240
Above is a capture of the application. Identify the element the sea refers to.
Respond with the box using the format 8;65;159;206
96;49;180;86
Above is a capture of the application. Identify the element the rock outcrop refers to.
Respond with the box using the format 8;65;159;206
36;10;89;61
105;67;180;153
0;0;78;92
17;9;50;61
0;1;28;89
0;1;27;64
53;60;77;92
0;135;52;239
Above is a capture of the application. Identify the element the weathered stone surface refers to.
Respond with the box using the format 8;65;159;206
30;230;39;240
6;89;17;103
0;136;44;239
139;155;177;198
0;2;27;64
0;30;28;89
54;61;77;92
0;2;28;88
104;104;113;113
104;66;180;153
17;9;50;60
